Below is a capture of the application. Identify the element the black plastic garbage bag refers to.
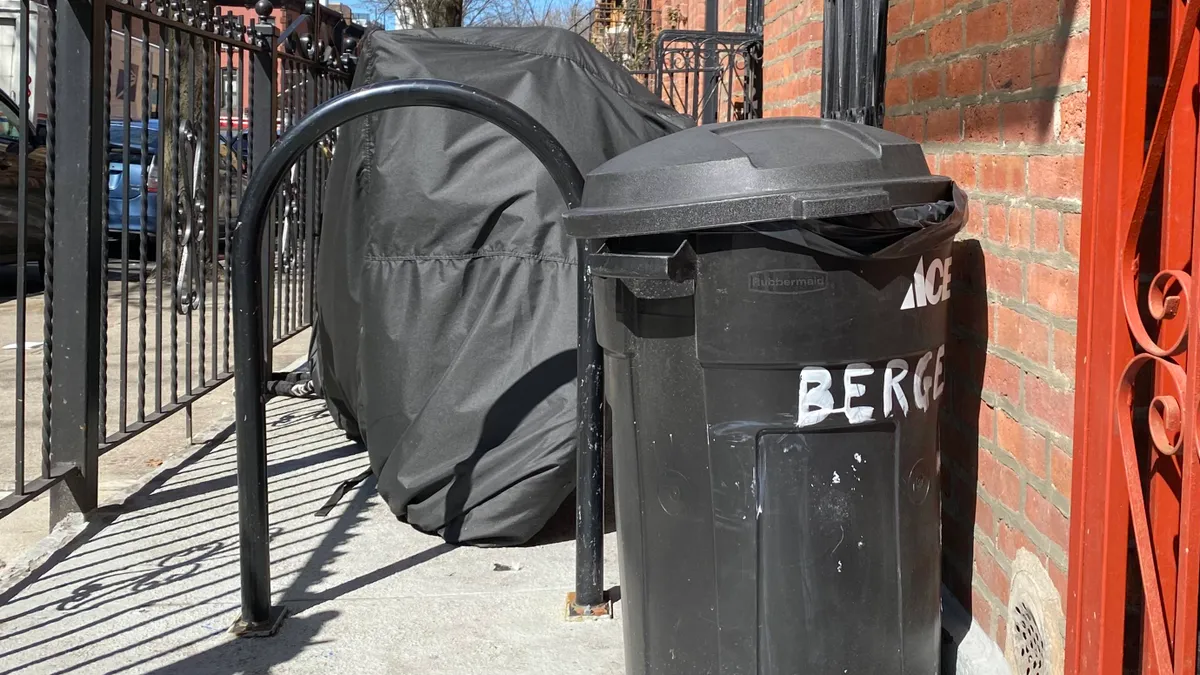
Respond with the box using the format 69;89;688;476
747;184;969;258
312;27;693;545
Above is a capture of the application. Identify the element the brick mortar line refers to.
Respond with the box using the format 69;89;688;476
767;92;822;106
975;487;1069;576
889;87;1089;114
968;196;1084;219
887;83;1090;114
762;57;823;75
979;388;1073;451
987;343;1074;391
762;40;823;66
984;288;1079;338
985;291;1080;335
963;191;1082;216
759;69;821;85
980;380;1075;450
888;6;1090;46
890;15;1091;53
971;230;1081;272
912;139;1085;158
886;30;1089;76
972;267;1082;318
941;391;1074;464
763;10;822;30
971;533;1013;602
977;438;1071;559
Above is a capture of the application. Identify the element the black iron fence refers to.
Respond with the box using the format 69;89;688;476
0;0;359;522
653;29;763;124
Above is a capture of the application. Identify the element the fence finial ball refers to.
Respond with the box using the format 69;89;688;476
254;0;274;20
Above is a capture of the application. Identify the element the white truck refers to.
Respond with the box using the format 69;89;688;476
0;0;49;127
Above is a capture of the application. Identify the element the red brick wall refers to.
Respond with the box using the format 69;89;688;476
719;0;747;32
760;0;1089;655
761;0;823;115
659;0;707;28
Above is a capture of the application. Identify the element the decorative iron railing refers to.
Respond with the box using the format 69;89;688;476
0;0;361;524
653;29;763;124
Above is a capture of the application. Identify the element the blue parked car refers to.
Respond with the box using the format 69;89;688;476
108;119;160;237
108;120;246;247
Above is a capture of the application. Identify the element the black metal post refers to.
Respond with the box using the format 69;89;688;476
252;0;276;373
820;0;889;126
701;0;719;125
571;237;607;615
47;0;105;525
230;0;279;636
302;58;317;326
745;0;763;33
230;79;598;634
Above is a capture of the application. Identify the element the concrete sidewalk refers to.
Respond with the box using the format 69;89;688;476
0;397;624;674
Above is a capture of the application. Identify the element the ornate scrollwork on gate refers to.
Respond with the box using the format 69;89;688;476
1110;1;1200;672
653;30;762;124
174;119;205;315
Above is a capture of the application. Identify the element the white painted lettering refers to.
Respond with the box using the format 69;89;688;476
798;367;835;427
925;258;944;305
934;345;946;400
795;344;947;428
883;358;910;418
901;257;953;310
843;364;875;424
912;259;928;308
913;351;934;411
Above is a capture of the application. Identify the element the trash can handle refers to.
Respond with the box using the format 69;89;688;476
588;240;696;282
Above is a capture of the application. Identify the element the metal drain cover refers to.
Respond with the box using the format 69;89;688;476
1012;601;1047;675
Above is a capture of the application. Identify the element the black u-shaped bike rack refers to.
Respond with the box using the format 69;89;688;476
230;79;607;634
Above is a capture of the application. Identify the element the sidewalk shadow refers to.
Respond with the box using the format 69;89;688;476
138;477;453;675
939;239;987;674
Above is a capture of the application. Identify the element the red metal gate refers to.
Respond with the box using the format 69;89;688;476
1067;0;1200;672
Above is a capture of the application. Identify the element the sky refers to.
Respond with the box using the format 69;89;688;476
334;0;396;28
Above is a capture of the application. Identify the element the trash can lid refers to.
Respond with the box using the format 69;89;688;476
563;117;953;239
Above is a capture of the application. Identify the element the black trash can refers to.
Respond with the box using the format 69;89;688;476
563;118;968;675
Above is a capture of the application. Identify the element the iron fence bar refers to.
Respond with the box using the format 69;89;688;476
230;78;593;632
303;67;315;326
156;21;167;416
280;60;291;338
13;0;30;495
137;15;150;425
42;0;57;478
99;382;230;453
2;465;74;519
200;31;212;391
217;28;228;380
119;10;131;435
210;31;220;388
47;0;106;524
184;33;195;443
169;24;180;409
98;8;110;444
104;0;257;50
227;29;243;376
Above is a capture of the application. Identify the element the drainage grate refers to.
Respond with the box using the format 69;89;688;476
1012;601;1048;675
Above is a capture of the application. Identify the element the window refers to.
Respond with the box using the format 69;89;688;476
221;68;240;114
